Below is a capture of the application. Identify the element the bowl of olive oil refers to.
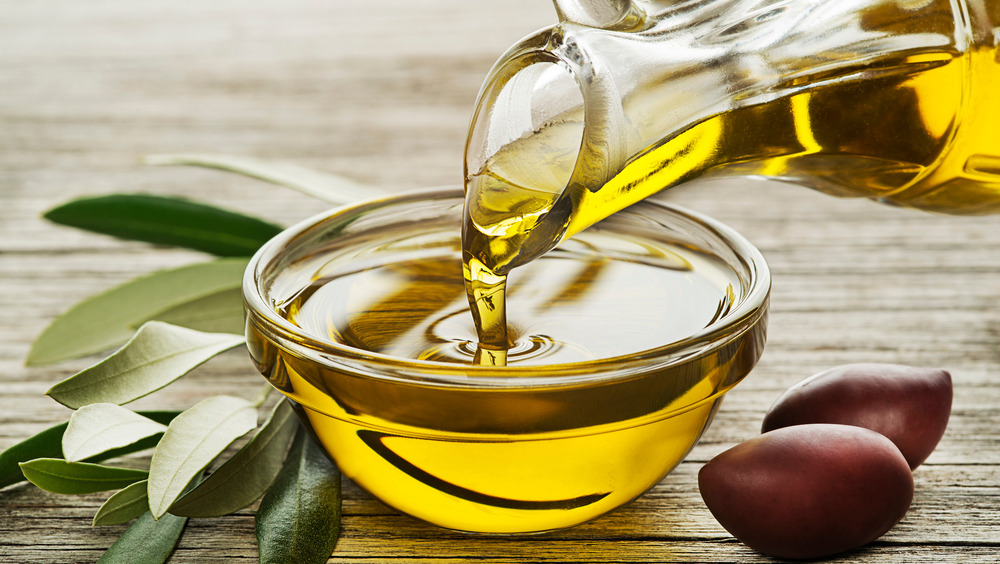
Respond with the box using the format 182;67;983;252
244;187;769;534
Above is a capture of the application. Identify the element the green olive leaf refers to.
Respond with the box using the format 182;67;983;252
135;287;246;335
255;429;341;564
27;258;248;366
169;399;298;517
0;412;179;490
147;395;258;519
83;411;180;465
143;153;384;204
43;193;282;257
1;422;67;490
63;404;169;462
93;480;150;526
46;322;245;409
96;510;187;564
18;459;148;495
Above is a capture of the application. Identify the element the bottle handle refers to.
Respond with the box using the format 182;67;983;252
551;0;646;29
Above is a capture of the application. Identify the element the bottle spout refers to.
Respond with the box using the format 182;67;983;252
463;26;632;273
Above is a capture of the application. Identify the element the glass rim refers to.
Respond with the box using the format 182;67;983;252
243;186;770;389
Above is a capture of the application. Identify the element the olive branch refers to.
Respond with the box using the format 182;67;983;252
0;155;385;564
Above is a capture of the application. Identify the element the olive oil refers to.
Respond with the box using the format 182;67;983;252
462;47;1000;348
290;390;724;533
281;228;739;367
249;200;767;533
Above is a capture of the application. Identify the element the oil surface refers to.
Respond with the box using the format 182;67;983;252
282;229;737;366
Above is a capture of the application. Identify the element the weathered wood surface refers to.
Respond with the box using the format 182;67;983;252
1;1;998;562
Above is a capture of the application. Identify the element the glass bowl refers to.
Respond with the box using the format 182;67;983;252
244;187;769;534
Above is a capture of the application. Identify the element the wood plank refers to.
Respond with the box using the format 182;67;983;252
2;0;999;562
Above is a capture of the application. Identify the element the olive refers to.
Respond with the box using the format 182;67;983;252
762;363;952;469
698;424;913;560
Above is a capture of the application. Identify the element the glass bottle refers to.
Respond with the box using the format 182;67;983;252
463;0;1000;275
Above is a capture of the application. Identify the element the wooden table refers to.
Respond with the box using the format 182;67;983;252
2;1;998;562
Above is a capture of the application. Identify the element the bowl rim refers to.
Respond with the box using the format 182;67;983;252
243;186;770;389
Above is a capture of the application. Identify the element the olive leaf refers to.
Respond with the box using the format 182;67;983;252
93;480;150;526
135;287;246;335
255;429;341;564
96;510;187;564
169;399;298;517
1;422;68;490
63;404;168;462
0;411;179;489
43;193;282;257
147;395;258;519
143;153;384;204
18;459;148;495
27;258;248;366
46;322;245;409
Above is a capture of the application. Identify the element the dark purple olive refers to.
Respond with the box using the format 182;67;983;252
762;363;952;469
699;424;913;560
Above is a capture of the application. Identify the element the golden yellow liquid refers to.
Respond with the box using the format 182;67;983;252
249;221;764;533
462;48;1000;347
285;246;737;367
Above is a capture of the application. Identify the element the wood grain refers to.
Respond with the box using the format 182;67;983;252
2;1;999;563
